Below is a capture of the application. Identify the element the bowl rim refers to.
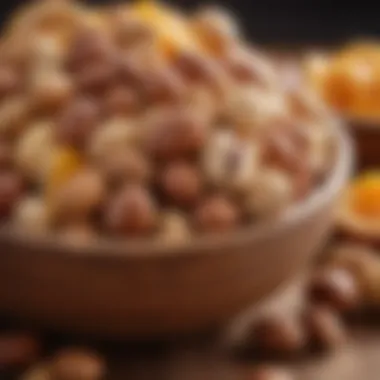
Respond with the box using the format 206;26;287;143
0;122;353;260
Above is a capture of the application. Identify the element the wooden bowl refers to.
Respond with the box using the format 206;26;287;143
0;126;352;339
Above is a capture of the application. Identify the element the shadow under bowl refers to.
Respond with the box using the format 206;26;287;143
0;125;352;339
349;118;380;170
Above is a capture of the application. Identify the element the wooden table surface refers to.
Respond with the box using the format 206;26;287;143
103;279;380;380
103;328;380;380
10;279;378;380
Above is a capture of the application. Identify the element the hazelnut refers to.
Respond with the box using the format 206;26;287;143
105;184;157;236
160;162;202;206
194;194;240;233
307;268;362;312
251;314;306;355
192;7;239;56
103;85;140;116
101;149;151;186
173;52;224;89
0;331;41;369
0;65;20;98
117;57;146;87
137;68;185;105
51;168;105;222
28;69;73;112
303;305;346;350
0;171;24;218
145;108;207;159
249;366;294;380
246;167;294;217
263;125;307;173
203;130;260;193
66;29;114;72
50;348;105;380
159;210;191;245
0;139;13;168
75;61;117;94
20;364;50;380
0;96;29;138
57;98;100;148
12;196;49;234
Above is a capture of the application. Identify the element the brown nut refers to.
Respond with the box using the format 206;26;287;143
145;108;207;159
307;268;362;312
263;124;307;174
0;139;13;168
248;366;294;380
50;348;105;380
57;98;100;148
66;29;114;72
303;305;346;350
173;52;225;90
160;162;202;206
0;96;29;138
29;69;73;112
75;61;117;94
101;149;151;186
251;314;306;355
326;244;380;304
105;184;157;236
0;331;41;369
103;85;140;116
0;65;21;98
0;170;24;219
137;68;185;105
194;194;240;233
51;168;105;222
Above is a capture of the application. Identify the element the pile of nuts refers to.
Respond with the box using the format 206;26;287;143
0;0;335;243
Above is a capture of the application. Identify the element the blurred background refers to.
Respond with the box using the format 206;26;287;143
3;0;379;46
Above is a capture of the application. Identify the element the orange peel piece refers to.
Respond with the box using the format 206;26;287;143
46;146;82;201
350;173;380;219
132;1;201;59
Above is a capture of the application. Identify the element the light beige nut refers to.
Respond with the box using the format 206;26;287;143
203;129;260;192
88;117;139;162
50;347;105;380
12;196;50;234
15;121;56;182
224;87;288;134
192;6;239;56
50;168;105;222
246;167;294;217
159;210;191;245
